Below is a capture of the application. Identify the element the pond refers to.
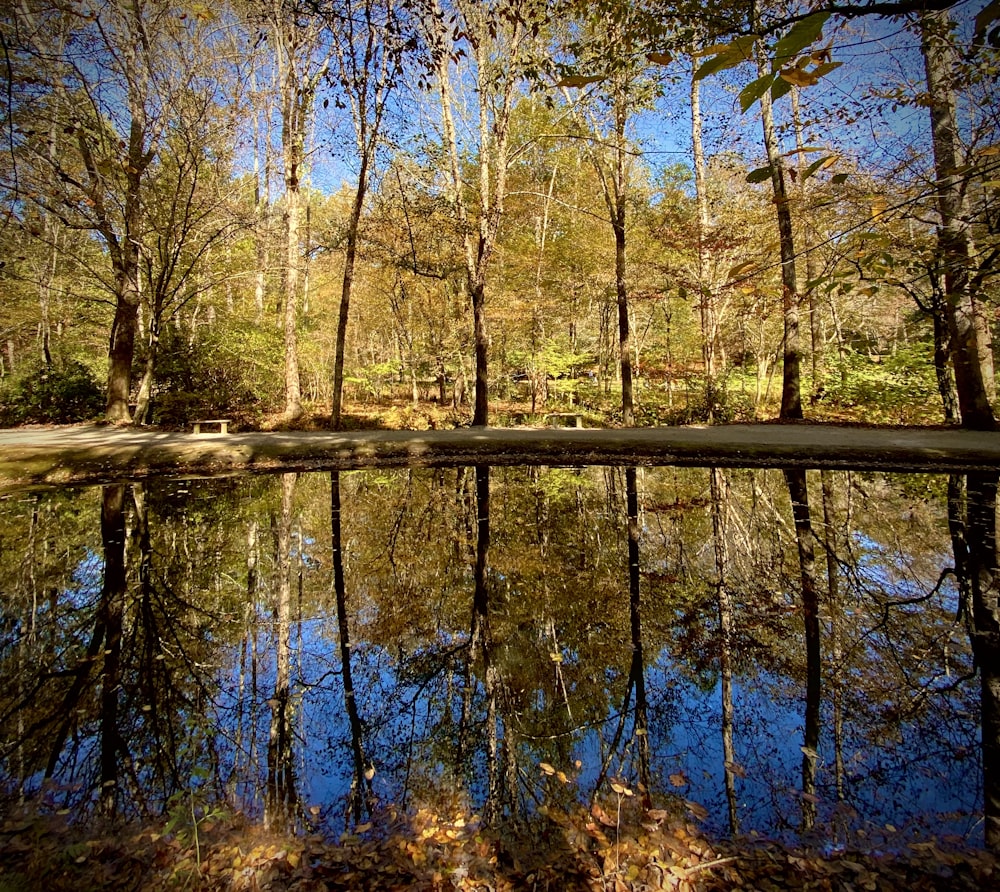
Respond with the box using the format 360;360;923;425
1;464;997;853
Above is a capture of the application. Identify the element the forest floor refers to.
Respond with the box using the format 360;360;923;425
1;796;997;892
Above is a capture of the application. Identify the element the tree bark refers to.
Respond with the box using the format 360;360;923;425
754;30;803;421
920;11;996;429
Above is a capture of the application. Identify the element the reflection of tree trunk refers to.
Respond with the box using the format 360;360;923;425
784;469;820;830
44;490;129;779
710;468;738;833
820;471;846;818
952;472;1000;850
626;467;650;803
331;470;374;824
98;484;127;816
459;466;501;820
236;519;259;795
267;473;298;829
592;469;649;803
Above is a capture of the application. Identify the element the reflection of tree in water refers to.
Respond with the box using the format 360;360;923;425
950;472;1000;849
0;482;242;820
266;472;299;830
0;467;992;850
331;469;375;826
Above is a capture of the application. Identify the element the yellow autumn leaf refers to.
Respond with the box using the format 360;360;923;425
779;66;819;87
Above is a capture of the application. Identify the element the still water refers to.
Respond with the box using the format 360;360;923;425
0;465;995;849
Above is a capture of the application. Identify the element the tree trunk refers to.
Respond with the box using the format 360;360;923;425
691;56;718;413
920;11;996;430
791;88;823;401
755;37;802;420
332;156;370;429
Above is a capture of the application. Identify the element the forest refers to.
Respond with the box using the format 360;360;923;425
2;3;1000;890
1;0;997;433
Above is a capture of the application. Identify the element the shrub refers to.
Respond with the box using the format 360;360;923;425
0;360;105;426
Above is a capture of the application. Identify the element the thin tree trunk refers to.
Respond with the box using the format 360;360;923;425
267;473;298;828
791;88;823;400
331;470;374;823
691;57;718;412
711;467;738;833
754;26;802;421
784;469;820;830
332;155;371;429
98;484;127;816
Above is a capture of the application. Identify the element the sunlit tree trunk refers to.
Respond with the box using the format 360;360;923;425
791;88;823;401
691;52;718;413
920;11;996;430
430;0;526;427
754;21;802;421
330;0;396;429
272;8;327;422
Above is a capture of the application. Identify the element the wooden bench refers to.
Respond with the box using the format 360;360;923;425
192;419;230;435
545;412;584;429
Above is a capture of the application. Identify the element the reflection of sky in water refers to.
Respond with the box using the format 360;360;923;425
209;610;982;848
1;470;986;851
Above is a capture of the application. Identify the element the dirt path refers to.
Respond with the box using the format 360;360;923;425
1;423;999;490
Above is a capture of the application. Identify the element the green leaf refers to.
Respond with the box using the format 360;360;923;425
739;73;776;113
746;165;774;184
771;75;793;102
802;156;835;181
831;172;850;185
773;13;831;65
810;60;843;80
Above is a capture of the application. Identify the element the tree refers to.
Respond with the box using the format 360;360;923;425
4;1;199;422
322;0;407;429
259;0;330;422
424;0;538;426
919;9;997;429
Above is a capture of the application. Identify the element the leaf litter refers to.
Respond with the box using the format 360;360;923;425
1;798;996;891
